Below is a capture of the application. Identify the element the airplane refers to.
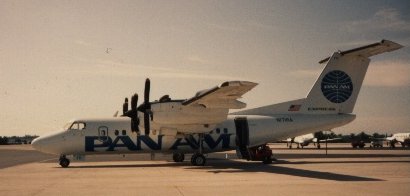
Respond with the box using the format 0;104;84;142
31;40;403;168
385;133;410;148
285;132;341;149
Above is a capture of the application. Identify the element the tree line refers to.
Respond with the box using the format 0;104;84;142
314;131;390;143
0;135;38;145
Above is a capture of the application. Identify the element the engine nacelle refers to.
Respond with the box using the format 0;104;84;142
140;101;229;134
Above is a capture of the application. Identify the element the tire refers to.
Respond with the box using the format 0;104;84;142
191;153;206;166
262;157;272;164
173;153;185;162
59;158;70;168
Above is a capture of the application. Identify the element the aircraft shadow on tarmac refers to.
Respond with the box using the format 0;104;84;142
66;158;388;182
185;159;383;182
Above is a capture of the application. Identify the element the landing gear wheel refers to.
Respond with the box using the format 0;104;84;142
190;153;206;166
173;153;185;162
262;156;272;164
59;156;70;168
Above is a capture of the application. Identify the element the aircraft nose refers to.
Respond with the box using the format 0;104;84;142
31;137;43;151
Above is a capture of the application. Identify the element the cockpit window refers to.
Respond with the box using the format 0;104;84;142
78;123;85;130
63;122;73;130
69;122;86;130
70;123;79;130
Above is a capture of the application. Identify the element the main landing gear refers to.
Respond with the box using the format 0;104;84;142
247;144;275;164
190;133;206;166
172;152;185;162
59;155;70;168
172;152;206;165
191;153;206;166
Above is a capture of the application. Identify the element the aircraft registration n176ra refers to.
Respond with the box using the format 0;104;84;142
32;40;402;167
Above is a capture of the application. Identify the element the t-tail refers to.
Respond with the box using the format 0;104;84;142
233;40;403;116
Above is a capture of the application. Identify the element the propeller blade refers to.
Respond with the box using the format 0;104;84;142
143;78;151;135
144;112;150;135
131;115;140;132
122;98;128;115
144;78;150;105
131;94;138;111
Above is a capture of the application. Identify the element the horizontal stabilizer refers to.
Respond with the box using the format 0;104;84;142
319;40;403;64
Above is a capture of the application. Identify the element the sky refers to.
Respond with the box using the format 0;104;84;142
1;0;409;136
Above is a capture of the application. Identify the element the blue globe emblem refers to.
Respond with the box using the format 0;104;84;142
321;70;353;103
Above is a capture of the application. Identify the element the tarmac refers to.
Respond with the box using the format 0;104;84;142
1;144;409;196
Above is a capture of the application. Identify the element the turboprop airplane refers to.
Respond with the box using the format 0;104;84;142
32;40;402;167
386;133;410;148
285;133;341;149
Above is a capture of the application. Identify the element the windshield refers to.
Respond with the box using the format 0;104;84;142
63;122;73;131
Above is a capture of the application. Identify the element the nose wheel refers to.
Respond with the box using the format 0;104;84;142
59;155;70;168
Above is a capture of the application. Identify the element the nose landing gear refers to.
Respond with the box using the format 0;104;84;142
59;155;70;168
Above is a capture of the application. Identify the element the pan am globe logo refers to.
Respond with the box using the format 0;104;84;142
321;70;353;103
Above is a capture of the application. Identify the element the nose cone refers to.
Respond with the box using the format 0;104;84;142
31;131;64;155
31;137;43;151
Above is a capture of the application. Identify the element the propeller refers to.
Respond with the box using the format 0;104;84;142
137;79;151;135
122;78;152;135
123;94;140;132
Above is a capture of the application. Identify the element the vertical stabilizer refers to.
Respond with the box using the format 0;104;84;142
303;40;402;114
232;40;402;116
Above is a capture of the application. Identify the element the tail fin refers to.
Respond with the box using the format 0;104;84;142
232;40;402;116
304;40;402;114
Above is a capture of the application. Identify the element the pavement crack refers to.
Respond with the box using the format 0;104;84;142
174;185;184;196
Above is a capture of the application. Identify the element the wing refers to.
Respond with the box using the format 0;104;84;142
182;81;257;109
317;137;342;142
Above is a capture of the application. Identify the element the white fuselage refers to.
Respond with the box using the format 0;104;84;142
292;133;316;146
32;113;355;156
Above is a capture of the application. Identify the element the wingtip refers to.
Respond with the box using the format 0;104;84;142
221;81;258;87
381;39;404;50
